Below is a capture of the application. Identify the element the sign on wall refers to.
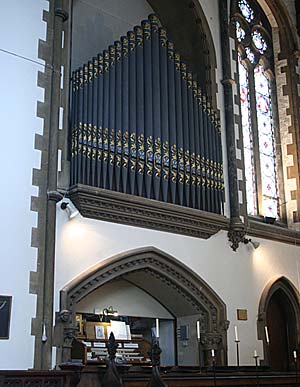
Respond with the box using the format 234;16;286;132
0;295;12;339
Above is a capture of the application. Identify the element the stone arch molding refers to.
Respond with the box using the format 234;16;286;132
257;275;300;363
55;247;229;364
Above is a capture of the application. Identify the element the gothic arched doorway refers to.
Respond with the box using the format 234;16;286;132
55;247;228;366
258;276;300;371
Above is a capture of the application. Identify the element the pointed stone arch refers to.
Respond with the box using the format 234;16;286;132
257;275;300;369
55;247;228;365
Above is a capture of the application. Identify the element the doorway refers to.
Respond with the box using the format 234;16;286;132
258;276;300;371
266;288;297;371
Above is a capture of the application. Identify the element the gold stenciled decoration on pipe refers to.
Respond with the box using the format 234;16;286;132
130;132;137;172
142;20;151;40
128;31;135;53
137;133;145;175
93;57;98;79
134;26;143;47
159;28;167;47
115;41;121;62
115;130;122;168
162;140;169;181
103;50;109;72
88;61;93;83
98;53;103;75
154;137;162;178
97;126;102;162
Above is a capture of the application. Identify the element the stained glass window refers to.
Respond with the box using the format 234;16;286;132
235;0;279;218
252;30;267;54
238;55;257;215
238;0;254;22
236;21;246;42
245;47;255;64
254;65;278;217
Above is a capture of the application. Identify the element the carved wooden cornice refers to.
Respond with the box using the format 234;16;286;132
69;184;229;239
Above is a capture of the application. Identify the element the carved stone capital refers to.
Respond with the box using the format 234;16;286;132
221;78;236;86
257;312;265;322
55;8;68;22
58;309;72;323
47;190;64;203
200;333;222;349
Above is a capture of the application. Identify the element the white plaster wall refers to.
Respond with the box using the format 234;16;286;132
75;279;173;318
0;0;47;370
55;208;300;366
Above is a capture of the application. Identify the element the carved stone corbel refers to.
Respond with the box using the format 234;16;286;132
228;218;246;251
221;319;230;332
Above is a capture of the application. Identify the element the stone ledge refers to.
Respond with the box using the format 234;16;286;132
69;184;229;239
248;219;300;245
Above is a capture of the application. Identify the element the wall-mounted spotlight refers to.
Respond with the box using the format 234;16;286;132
60;201;79;219
243;237;260;249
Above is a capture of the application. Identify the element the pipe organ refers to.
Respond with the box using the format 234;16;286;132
71;14;224;214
